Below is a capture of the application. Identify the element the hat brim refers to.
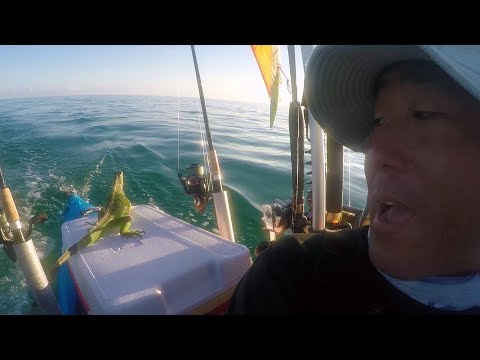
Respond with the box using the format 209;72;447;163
304;45;430;152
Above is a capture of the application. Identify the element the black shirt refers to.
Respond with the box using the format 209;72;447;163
227;226;480;315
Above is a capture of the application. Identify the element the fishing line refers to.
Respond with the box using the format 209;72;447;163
276;120;279;167
348;147;351;206
280;67;291;94
177;88;180;173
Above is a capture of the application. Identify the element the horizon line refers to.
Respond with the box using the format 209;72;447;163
0;93;277;106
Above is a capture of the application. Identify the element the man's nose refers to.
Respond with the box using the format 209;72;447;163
365;118;411;175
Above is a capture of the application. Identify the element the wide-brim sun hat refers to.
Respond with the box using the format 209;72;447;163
304;45;480;152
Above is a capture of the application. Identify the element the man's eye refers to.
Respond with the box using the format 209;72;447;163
372;117;385;127
412;111;439;121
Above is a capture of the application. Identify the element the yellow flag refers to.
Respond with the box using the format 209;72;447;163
251;45;280;127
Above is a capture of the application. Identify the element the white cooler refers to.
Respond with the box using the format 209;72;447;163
60;205;252;314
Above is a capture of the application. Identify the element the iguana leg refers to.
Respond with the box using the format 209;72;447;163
121;227;146;238
122;230;145;239
103;215;145;238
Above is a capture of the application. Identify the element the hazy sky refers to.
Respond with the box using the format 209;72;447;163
0;45;308;104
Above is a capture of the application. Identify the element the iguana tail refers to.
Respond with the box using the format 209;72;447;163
48;228;100;279
49;242;82;279
48;218;121;279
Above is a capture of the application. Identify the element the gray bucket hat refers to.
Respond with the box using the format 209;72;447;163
304;45;480;152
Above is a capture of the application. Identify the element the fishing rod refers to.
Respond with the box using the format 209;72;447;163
0;167;60;314
325;136;344;227
287;45;308;233
300;45;359;230
179;45;235;242
300;45;326;231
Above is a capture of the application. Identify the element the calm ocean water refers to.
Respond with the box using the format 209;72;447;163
0;95;367;314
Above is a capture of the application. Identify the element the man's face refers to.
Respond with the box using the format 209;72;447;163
365;61;480;279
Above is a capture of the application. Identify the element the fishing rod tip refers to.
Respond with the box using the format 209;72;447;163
0;167;5;188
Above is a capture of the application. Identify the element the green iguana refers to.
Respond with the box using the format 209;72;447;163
49;171;145;279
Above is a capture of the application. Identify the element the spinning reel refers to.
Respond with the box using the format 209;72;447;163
178;164;211;214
